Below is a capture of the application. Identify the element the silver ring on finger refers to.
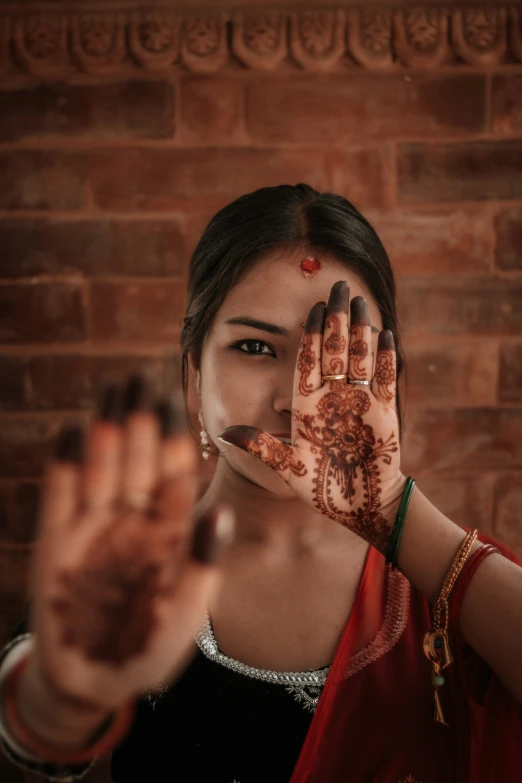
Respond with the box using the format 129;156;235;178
347;379;371;386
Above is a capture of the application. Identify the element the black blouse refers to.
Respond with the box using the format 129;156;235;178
1;610;330;783
111;617;330;783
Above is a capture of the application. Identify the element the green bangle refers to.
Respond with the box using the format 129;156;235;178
385;477;416;571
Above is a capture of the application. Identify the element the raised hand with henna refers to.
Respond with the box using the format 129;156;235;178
218;281;406;554
27;375;233;717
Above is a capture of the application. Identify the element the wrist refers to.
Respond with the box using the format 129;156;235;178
379;473;408;527
10;651;111;751
4;650;136;763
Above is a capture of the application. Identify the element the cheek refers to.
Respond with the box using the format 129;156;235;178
199;349;267;439
199;348;294;496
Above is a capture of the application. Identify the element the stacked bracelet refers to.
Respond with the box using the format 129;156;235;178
423;529;478;727
3;650;136;764
385;477;416;571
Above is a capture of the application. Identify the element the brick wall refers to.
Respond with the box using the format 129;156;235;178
0;5;522;781
2;23;522;783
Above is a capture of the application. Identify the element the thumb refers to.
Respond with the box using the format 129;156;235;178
218;426;305;482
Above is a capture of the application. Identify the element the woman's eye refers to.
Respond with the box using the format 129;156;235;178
232;340;276;357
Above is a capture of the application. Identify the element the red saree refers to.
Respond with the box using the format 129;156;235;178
290;533;522;783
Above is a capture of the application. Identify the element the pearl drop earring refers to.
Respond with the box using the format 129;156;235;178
198;410;211;460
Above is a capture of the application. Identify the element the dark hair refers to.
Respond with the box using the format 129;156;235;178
181;184;406;437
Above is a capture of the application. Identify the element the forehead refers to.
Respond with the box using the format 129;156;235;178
217;247;383;329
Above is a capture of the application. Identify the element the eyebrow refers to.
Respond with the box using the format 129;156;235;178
225;317;289;336
225;316;381;335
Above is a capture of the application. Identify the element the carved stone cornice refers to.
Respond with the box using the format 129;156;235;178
0;6;521;79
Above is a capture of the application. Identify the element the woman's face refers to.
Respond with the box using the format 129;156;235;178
198;248;384;496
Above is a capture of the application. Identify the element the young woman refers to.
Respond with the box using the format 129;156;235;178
1;184;521;783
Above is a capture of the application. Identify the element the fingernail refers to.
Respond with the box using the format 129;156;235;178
304;302;326;334
54;424;85;464
217;425;257;449
378;330;395;351
327;281;349;315
155;399;185;437
123;375;151;415
97;383;123;424
191;508;235;565
350;296;370;326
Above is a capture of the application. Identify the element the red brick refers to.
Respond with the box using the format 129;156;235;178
0;357;26;410
415;473;494;533
0;548;31;604
91;281;186;341
180;77;244;142
0;602;31;651
329;147;393;211
0;81;174;142
491;75;522;135
499;344;522;403
370;208;492;275
0;415;65;477
398;277;522;335
0;481;40;544
397;140;522;203
185;210;219;257
494;207;522;271
0;283;86;343
88;148;328;210
403;339;497;407
28;355;174;410
245;75;485;143
0;151;87;210
0;219;186;278
401;409;522;473
493;474;522;558
0;355;175;411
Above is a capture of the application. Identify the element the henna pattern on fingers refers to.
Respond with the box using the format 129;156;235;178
50;518;180;665
374;351;395;404
374;331;396;404
348;325;369;379
297;386;398;553
297;332;317;396
254;432;307;476
220;426;307;477
324;315;347;356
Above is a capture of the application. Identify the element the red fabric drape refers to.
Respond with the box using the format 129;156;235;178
290;533;522;783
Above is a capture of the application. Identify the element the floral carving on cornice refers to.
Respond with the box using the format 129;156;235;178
0;5;521;79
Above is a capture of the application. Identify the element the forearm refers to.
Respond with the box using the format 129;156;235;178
386;483;522;705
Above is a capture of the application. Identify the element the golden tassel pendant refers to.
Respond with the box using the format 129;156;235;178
431;663;450;728
440;633;454;670
433;686;449;727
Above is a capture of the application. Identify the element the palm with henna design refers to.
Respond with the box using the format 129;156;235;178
28;377;233;716
219;281;405;555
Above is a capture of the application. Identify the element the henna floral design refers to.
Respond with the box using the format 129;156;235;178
221;426;307;478
219;287;401;556
252;431;307;476
324;315;347;357
297;386;398;552
50;519;177;664
296;331;317;396
348;324;369;379
374;349;396;404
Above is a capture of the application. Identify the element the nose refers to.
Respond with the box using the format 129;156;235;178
273;363;294;416
273;391;292;416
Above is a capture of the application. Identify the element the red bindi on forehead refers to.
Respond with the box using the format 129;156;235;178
301;257;321;275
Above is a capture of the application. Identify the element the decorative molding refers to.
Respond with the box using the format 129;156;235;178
0;5;521;79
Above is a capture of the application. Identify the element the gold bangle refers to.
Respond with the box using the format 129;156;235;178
423;529;478;726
